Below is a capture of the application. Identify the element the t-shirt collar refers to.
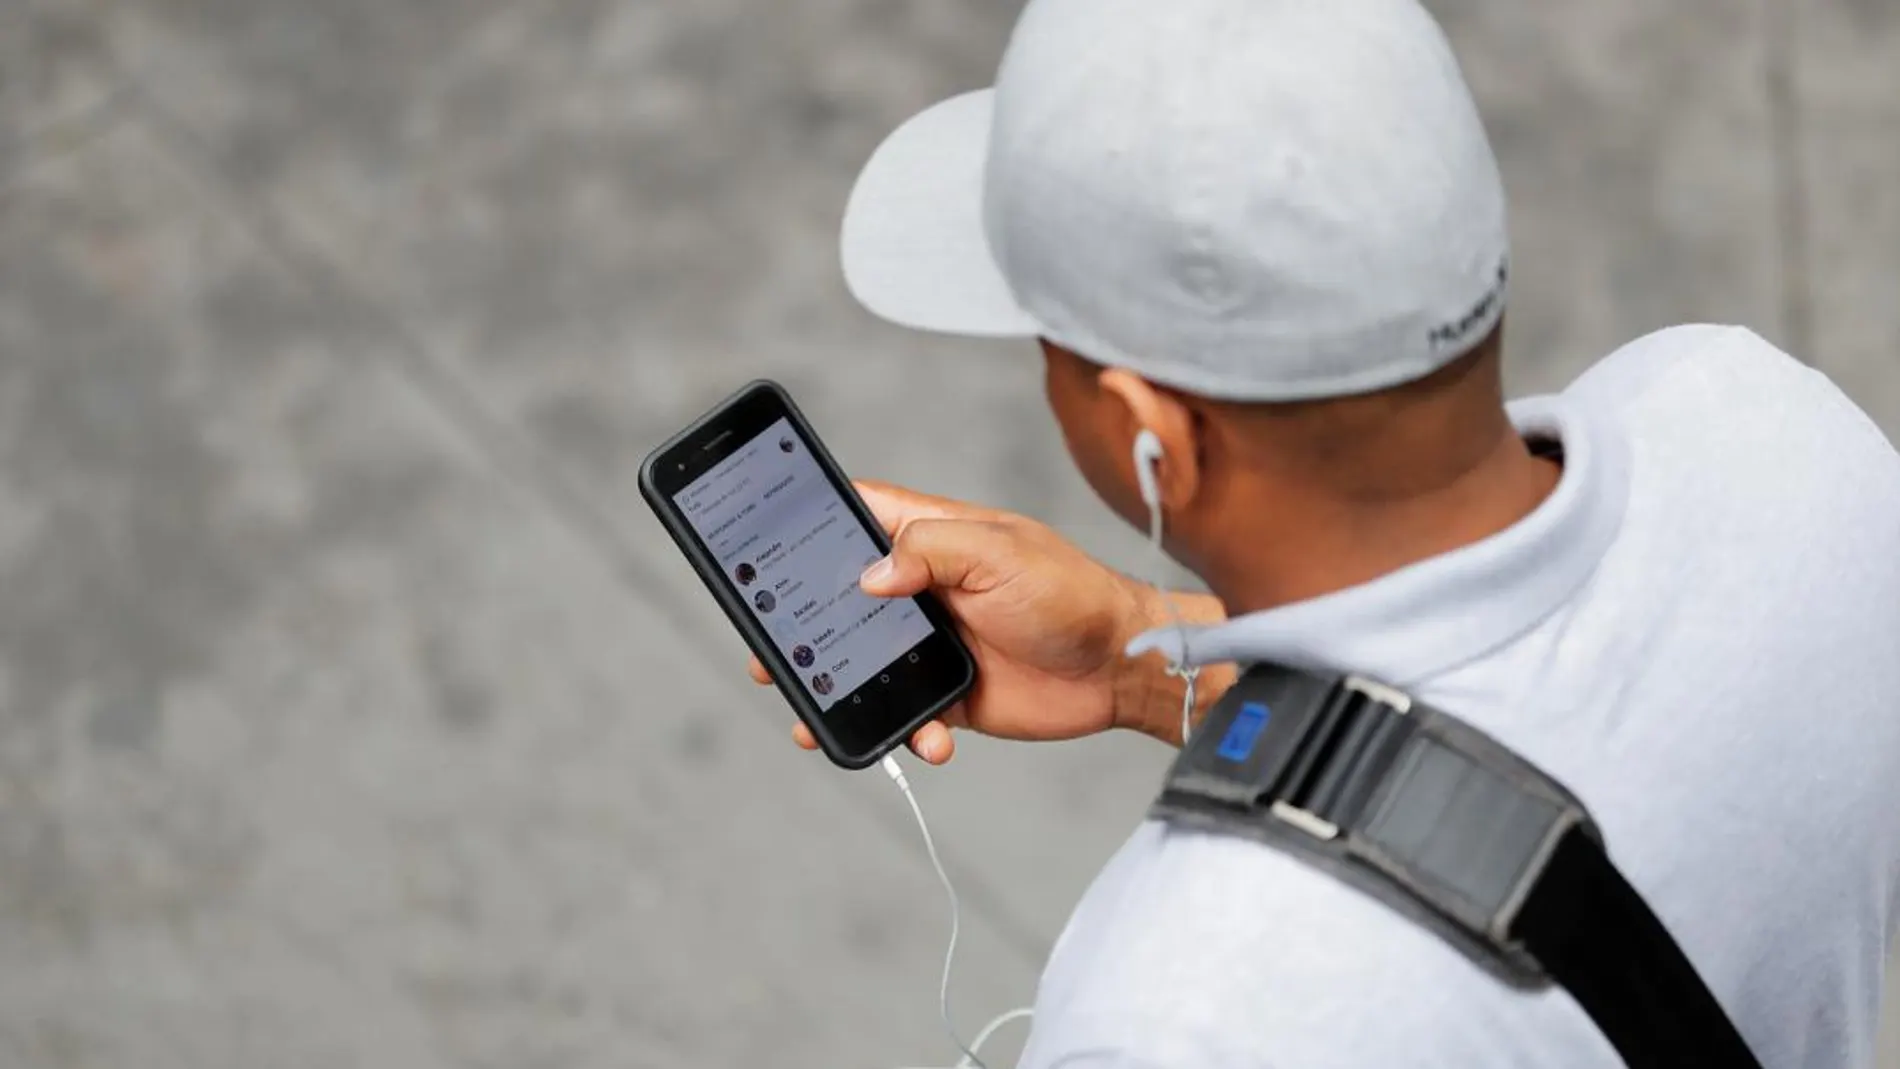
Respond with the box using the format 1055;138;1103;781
1124;393;1632;687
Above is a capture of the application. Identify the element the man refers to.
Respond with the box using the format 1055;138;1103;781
750;0;1900;1065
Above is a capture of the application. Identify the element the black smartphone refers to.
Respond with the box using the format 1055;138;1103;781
639;380;977;770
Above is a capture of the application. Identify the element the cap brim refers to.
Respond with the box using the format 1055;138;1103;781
840;89;1040;338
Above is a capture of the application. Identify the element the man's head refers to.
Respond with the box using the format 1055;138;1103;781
841;0;1524;603
1039;321;1514;590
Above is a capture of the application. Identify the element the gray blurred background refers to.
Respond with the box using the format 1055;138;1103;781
0;0;1895;1066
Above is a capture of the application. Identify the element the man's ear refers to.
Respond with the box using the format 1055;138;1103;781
1099;368;1201;511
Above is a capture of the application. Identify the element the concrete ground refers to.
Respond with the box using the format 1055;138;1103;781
0;0;1895;1066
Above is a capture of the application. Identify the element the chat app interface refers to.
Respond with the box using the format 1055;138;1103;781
676;419;934;711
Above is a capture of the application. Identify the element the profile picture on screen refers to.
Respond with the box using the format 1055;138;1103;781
779;437;796;454
792;645;815;668
754;590;776;614
811;672;834;696
734;562;757;586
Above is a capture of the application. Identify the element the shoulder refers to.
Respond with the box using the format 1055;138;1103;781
1564;323;1750;402
1555;324;1900;707
1571;326;1892;439
1566;324;1900;497
1568;324;1818;406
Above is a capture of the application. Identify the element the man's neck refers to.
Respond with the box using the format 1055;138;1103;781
1199;428;1562;616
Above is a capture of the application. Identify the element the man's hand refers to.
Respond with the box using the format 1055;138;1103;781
745;481;1231;763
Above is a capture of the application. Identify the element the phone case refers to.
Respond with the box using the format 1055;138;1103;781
637;380;975;770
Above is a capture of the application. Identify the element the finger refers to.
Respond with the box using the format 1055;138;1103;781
862;517;1017;598
855;480;1004;539
792;721;819;750
748;656;771;685
938;700;972;732
908;720;956;765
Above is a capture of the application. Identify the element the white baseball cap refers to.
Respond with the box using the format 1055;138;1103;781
840;0;1511;402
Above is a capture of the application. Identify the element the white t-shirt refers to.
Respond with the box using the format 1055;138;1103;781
1020;326;1900;1069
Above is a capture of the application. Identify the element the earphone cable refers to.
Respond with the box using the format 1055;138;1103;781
882;755;991;1069
1147;493;1201;745
883;430;1192;1068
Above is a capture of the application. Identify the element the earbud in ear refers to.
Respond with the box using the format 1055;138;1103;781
1133;429;1165;511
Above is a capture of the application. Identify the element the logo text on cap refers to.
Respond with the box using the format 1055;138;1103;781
1428;259;1510;353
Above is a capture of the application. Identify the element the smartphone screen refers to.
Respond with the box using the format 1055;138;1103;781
640;381;974;769
673;417;933;711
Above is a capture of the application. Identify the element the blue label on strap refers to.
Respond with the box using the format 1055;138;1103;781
1216;702;1271;762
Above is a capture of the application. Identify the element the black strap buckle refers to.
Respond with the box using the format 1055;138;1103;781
1265;675;1413;842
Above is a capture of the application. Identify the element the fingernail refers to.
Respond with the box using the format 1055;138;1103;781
860;556;893;586
920;734;945;761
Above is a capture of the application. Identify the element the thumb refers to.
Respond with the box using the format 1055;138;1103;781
861;517;1017;598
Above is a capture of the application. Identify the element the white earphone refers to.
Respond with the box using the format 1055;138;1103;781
1133;429;1165;511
